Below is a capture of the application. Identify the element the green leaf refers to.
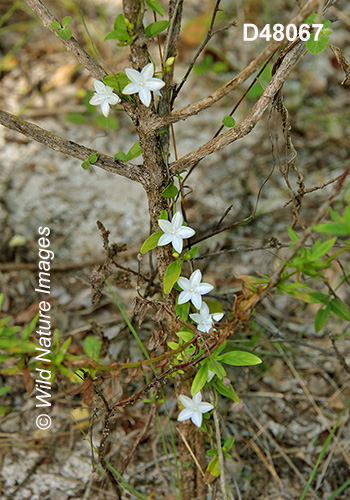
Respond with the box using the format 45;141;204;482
146;0;165;16
51;21;61;30
214;379;239;402
104;73;130;93
207;456;220;477
81;160;90;170
191;364;208;395
84;336;102;360
167;341;179;350
106;14;130;43
218;351;262;366
0;386;11;397
159;209;168;220
66;113;87;125
88;153;98;164
0;406;10;416
55;337;72;365
315;305;331;332
206;449;218;456
125;141;142;161
176;330;193;342
163;260;182;295
329;299;350;321
312;222;349;236
161;180;178;198
183;246;199;261
175;301;190;321
222;116;235;128
224;436;235;451
287;226;299;243
114;151;127;161
311;238;336;259
307;292;329;304
140;231;162;254
22;314;38;341
306;34;330;54
57;27;72;40
62;16;72;27
144;20;169;38
208;361;226;379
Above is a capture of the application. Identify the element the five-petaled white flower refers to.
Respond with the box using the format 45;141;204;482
89;81;121;117
177;392;214;428
177;269;213;310
189;302;224;333
158;211;195;254
122;63;165;107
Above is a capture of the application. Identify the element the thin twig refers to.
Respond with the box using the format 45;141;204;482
173;0;235;100
169;40;307;174
25;0;106;81
0;110;141;182
154;0;325;128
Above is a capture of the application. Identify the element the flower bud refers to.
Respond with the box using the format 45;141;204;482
165;57;175;68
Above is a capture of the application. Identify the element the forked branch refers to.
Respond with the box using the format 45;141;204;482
169;40;306;173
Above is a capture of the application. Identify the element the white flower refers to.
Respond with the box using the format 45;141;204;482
158;211;195;254
190;302;224;333
177;269;213;310
122;63;165;107
89;80;121;117
177;392;214;428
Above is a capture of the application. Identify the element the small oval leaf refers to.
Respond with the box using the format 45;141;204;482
140;231;163;254
218;351;262;366
191;364;209;395
163;260;182;294
145;20;169;38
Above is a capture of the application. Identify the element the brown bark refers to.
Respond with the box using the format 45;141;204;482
0;110;140;181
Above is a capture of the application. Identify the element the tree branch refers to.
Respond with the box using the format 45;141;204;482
153;0;325;128
25;0;106;81
169;40;306;174
0;110;141;182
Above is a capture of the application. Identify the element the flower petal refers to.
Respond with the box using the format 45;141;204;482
94;80;107;93
172;211;183;229
141;62;154;80
191;411;202;428
158;219;172;233
190;269;202;286
108;94;121;105
178;227;195;239
193;392;202;404
89;94;105;105
158;233;173;246
198;402;214;413
145;78;165;91
200;302;210;315
177;409;193;422
197;283;214;295
139;88;152;107
177;277;190;290
125;67;142;83
191;293;202;310
189;313;202;323
179;395;193;407
122;82;141;95
172;235;183;254
212;312;224;322
178;291;192;305
101;100;110;117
